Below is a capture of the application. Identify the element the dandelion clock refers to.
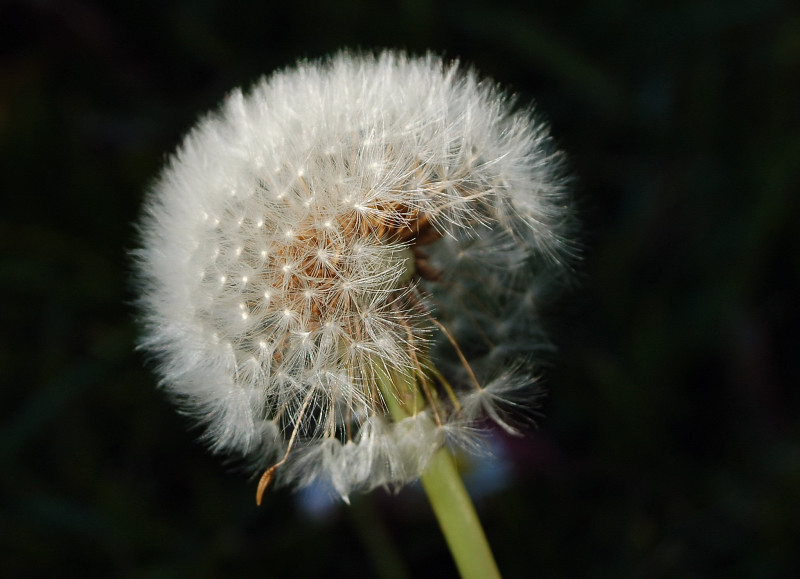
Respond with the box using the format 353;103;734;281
134;50;573;578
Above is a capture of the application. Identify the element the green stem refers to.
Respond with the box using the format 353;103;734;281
375;367;502;579
420;447;502;579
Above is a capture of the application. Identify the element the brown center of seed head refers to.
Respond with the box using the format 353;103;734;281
272;201;439;320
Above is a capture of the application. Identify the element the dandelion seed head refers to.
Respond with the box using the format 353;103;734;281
134;50;573;499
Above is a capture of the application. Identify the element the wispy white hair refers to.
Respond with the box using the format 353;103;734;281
134;50;572;500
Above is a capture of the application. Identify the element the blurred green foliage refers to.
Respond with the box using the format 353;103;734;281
1;0;798;576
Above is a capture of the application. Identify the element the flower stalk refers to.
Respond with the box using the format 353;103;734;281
420;449;501;579
376;367;501;579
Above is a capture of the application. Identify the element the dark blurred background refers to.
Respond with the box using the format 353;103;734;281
1;0;798;577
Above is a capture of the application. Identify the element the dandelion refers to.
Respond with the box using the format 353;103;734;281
135;50;572;577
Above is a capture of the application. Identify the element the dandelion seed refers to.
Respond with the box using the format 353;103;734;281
134;50;573;504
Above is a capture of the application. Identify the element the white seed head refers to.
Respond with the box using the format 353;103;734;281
134;50;572;500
